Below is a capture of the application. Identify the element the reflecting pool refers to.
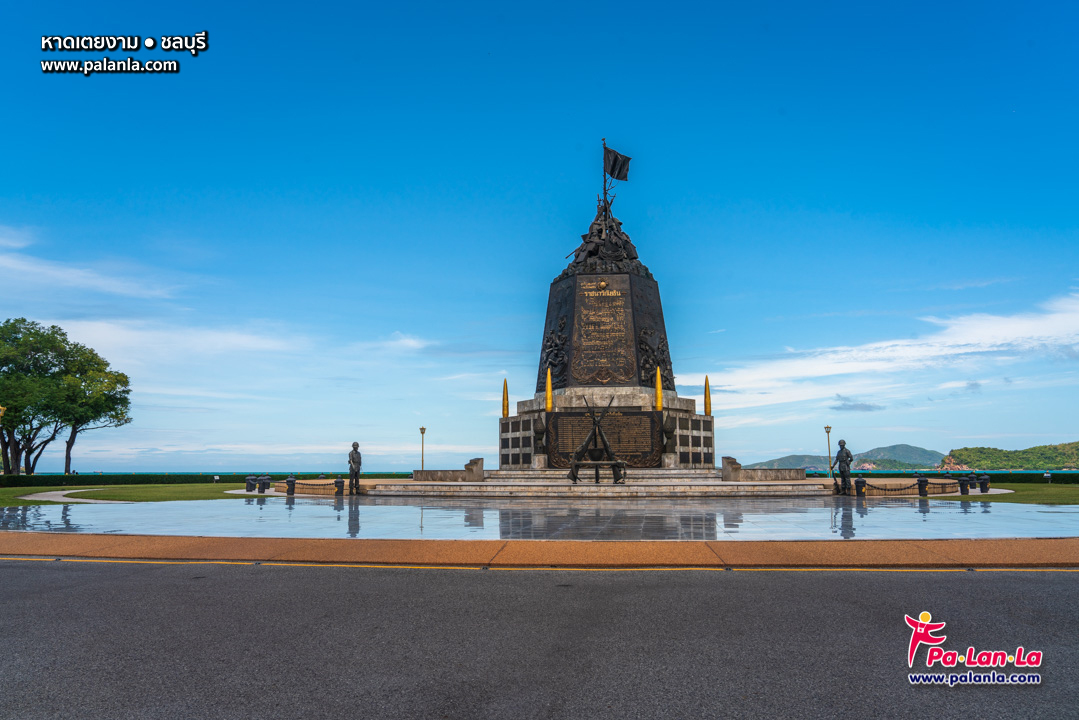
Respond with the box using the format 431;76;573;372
2;495;1078;541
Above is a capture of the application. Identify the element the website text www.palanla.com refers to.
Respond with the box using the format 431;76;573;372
909;671;1041;687
41;57;180;76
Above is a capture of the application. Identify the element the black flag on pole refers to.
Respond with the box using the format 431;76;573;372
603;146;631;181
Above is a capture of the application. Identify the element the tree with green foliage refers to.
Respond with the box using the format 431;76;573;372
55;344;131;474
947;442;1079;470
0;319;68;474
0;318;131;475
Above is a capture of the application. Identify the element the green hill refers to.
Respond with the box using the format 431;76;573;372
851;457;925;471
856;444;945;466
746;445;944;471
946;441;1079;471
747;454;831;471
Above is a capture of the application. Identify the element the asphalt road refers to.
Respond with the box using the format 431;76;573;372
1;559;1076;719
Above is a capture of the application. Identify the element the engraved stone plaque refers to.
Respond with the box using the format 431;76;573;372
570;275;636;385
547;410;663;468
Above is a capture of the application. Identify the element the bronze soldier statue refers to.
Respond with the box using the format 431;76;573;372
832;439;854;496
568;199;640;266
348;442;363;495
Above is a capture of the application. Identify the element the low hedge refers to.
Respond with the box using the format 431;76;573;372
0;472;412;488
805;470;1079;483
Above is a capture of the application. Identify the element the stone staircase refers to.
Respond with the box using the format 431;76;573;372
484;468;724;483
365;478;832;499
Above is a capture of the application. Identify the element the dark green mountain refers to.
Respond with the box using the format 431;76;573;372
746;455;832;471
745;444;944;471
856;444;945;466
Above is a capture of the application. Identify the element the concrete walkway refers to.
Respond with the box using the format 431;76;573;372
16;489;131;504
1;532;1076;568
223;488;290;497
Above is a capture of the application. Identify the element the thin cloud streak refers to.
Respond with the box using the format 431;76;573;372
686;292;1079;393
0;253;175;298
346;331;433;352
0;225;34;249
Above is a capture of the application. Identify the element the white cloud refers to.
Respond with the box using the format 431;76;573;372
693;292;1079;387
0;252;173;298
347;331;433;353
137;386;272;401
710;413;815;430
932;277;1015;291
77;438;489;457
680;292;1079;412
0;225;33;249
56;319;297;366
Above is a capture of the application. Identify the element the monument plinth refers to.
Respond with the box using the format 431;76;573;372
499;199;716;475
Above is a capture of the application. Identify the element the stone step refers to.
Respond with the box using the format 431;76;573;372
486;469;723;481
366;482;832;499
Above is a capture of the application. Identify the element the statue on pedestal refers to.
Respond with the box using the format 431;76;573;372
832;440;853;496
348;442;363;495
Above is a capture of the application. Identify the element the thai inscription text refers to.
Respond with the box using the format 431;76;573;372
571;275;635;384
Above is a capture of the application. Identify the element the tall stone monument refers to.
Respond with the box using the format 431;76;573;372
499;148;715;474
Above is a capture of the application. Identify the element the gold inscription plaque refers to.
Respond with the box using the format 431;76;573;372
570;275;635;384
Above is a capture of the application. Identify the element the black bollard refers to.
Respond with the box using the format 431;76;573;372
917;475;928;497
979;474;990;493
855;476;866;497
958;476;969;495
245;475;256;492
333;477;344;496
286;474;296;496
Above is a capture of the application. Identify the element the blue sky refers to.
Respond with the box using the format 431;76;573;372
3;1;1078;472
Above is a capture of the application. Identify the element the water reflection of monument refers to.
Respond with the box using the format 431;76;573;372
497;508;718;541
339;496;996;541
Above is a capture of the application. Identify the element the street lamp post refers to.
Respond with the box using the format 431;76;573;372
825;425;837;493
419;426;426;471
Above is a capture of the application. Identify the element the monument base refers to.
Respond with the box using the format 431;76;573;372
499;387;716;474
367;480;833;499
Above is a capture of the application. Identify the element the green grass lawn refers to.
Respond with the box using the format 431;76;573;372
5;481;1078;507
0;483;248;505
0;485;83;506
76;483;247;502
936;482;1079;505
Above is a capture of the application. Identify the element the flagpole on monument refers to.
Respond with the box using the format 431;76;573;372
599;139;631;234
601;137;610;228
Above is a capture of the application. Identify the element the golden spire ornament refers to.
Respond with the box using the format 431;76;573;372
545;367;553;413
704;375;712;416
654;366;663;411
502;378;509;418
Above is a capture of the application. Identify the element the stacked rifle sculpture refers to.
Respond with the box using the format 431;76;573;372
567;397;628;485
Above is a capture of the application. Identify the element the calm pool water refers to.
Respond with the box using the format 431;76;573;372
2;495;1077;541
